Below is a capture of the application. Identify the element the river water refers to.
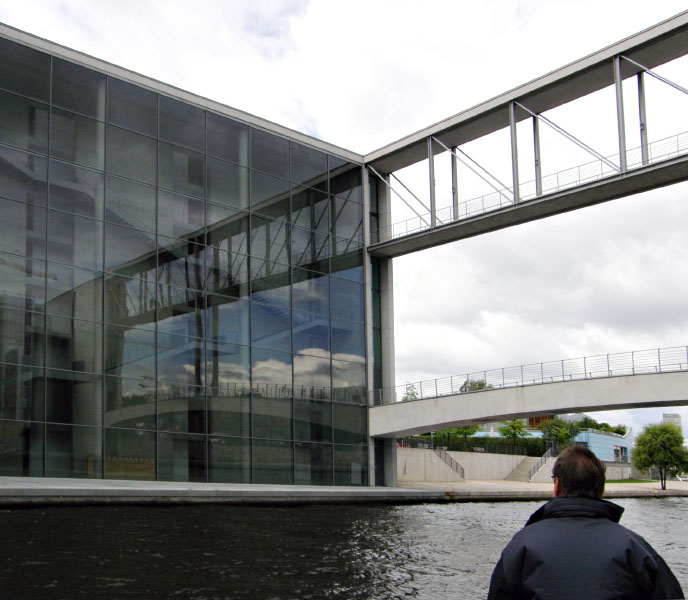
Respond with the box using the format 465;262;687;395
1;498;686;599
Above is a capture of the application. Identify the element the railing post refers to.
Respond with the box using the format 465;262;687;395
632;351;635;374
540;362;543;384
583;356;587;379
658;348;661;372
607;354;610;376
502;368;505;388
434;378;438;397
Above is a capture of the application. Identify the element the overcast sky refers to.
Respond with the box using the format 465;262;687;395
2;0;688;438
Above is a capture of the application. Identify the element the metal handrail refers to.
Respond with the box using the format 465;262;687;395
528;447;553;480
434;447;465;479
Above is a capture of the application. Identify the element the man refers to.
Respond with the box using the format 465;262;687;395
487;446;684;600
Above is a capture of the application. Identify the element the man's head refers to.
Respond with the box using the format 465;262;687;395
552;446;606;499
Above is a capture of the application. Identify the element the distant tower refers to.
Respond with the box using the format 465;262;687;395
662;413;682;428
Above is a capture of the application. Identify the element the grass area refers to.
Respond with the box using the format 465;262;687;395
606;478;657;484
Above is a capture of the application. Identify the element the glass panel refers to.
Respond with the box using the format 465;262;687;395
46;316;102;373
331;252;363;282
251;302;291;353
205;341;250;393
207;113;248;165
204;248;249;298
250;128;288;179
158;432;206;482
50;108;105;170
208;435;250;483
334;444;368;486
0;197;46;259
290;144;327;188
157;190;204;240
46;263;102;322
252;438;293;484
291;226;329;270
52;58;106;120
294;354;331;400
332;196;363;240
295;442;332;485
104;324;156;380
0;308;44;367
330;278;364;322
251;347;292;398
208;389;250;438
0;364;44;422
158;141;204;198
291;185;328;233
294;400;331;443
250;215;289;264
104;427;155;480
107;78;157;137
0;253;46;312
157;285;203;338
293;311;329;357
157;382;205;434
206;203;248;254
0;90;49;153
252;396;291;441
250;259;290;308
104;274;155;329
157;236;205;290
49;159;104;218
159;96;205;151
104;222;155;276
251;171;290;220
106;125;156;185
332;359;366;404
104;375;155;430
0;145;47;205
46;423;102;478
0;38;50;101
157;332;205;386
104;178;156;238
330;164;362;203
207;156;248;209
46;369;102;426
292;269;329;315
0;420;43;476
205;294;249;346
331;319;365;363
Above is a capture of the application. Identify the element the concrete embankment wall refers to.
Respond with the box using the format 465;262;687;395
397;448;525;482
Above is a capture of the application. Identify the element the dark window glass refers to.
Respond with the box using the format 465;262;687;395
0;38;50;101
333;404;367;444
49;159;104;218
330;164;362;203
294;354;331;400
295;442;333;486
252;396;291;441
207;112;248;165
0;364;44;422
46;263;102;322
204;248;249;298
331;318;366;363
292;269;329;315
291;144;327;188
46;316;102;373
107;78;157;136
206;203;248;254
50;108;105;170
157;191;204;240
104;375;155;430
250;128;288;179
157;333;205;387
159;96;205;151
250;259;290;308
106;125;156;185
291;185;328;232
250;215;289;264
104;274;155;330
52;58;106;120
331;252;363;282
0;198;46;260
158;432;206;482
104;222;156;277
46;369;102;426
0;308;44;367
251;347;292;398
208;390;250;438
0;420;43;476
251;171;290;220
104;324;156;380
46;423;102;478
205;294;249;346
330;278;364;322
205;341;250;392
157;236;205;291
157;382;205;434
105;175;156;232
0;253;45;312
104;427;155;480
291;226;329;270
159;141;204;198
332;359;366;404
0;90;49;153
332;196;363;240
207;156;248;209
252;439;293;484
251;303;291;353
294;400;331;443
208;435;250;483
0;145;47;205
293;310;329;357
334;443;368;486
157;285;203;339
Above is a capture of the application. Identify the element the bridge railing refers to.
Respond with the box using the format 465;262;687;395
369;345;688;406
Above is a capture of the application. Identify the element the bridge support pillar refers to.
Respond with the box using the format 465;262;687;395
613;55;628;171
509;101;520;202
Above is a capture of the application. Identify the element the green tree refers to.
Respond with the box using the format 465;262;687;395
454;425;481;450
401;382;418;402
498;419;530;449
632;423;688;490
460;379;493;393
539;418;580;451
579;416;627;435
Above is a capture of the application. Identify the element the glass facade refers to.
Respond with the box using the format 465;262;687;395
0;36;368;485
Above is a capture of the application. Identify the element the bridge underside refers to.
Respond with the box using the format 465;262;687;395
369;371;688;437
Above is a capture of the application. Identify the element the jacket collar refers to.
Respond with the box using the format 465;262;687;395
525;496;624;527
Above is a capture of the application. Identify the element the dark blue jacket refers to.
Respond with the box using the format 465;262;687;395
487;497;684;600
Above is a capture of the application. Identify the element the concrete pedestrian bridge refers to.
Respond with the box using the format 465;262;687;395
369;346;688;437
